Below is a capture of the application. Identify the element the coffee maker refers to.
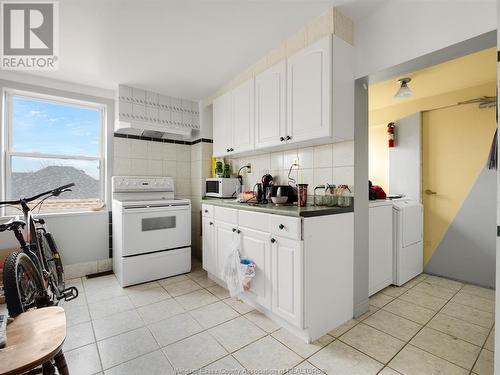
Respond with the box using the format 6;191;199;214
261;174;273;204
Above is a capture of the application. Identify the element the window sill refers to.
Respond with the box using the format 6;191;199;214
1;209;108;220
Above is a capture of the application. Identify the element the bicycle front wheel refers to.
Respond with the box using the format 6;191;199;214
3;252;46;316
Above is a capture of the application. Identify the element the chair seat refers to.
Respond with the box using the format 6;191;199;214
0;307;66;375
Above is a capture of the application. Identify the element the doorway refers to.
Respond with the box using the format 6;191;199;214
368;46;497;288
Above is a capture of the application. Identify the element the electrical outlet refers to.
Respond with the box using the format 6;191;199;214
292;157;299;167
247;163;252;174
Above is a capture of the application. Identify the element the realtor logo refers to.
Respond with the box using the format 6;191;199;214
1;1;59;70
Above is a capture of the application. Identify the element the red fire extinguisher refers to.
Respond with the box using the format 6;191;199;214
387;122;395;148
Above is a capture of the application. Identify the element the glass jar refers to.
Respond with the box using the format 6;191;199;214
314;194;323;206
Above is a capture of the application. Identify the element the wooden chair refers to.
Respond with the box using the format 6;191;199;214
0;307;68;375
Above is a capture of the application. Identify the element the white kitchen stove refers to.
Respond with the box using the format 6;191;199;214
112;176;191;287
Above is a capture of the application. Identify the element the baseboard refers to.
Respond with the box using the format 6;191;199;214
64;258;113;279
353;297;369;318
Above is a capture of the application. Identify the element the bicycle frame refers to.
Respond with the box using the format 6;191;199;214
11;200;49;289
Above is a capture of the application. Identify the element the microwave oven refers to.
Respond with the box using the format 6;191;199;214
205;178;239;198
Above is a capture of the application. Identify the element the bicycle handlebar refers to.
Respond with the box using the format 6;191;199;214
0;183;75;206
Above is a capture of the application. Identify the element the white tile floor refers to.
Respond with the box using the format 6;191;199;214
3;262;495;375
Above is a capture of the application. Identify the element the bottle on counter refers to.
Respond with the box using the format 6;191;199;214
297;184;308;207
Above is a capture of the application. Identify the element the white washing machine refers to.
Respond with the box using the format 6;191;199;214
392;199;423;286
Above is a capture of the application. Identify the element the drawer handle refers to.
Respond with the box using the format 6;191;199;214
285;135;291;141
204;209;208;213
232;228;237;232
279;224;285;230
237;229;241;234
271;238;276;243
209;222;213;226
280;137;285;142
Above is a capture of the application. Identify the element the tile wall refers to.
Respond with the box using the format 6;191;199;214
114;137;192;198
113;136;213;260
112;137;353;260
190;141;213;258
230;141;354;193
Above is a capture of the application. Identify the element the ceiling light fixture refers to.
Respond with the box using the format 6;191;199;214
394;77;413;98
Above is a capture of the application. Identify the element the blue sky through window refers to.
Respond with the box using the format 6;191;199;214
12;96;100;156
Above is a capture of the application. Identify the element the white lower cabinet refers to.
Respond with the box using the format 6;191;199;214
239;227;272;309
202;217;216;276
214;220;238;280
271;236;303;328
201;204;353;342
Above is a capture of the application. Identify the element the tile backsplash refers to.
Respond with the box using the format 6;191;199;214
114;137;192;197
113;136;213;260
229;141;354;192
112;136;352;259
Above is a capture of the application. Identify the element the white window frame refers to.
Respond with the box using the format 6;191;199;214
3;88;106;213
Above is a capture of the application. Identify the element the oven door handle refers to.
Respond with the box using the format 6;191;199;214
122;205;189;213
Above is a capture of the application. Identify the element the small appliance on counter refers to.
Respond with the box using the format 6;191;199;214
206;177;240;198
270;185;297;204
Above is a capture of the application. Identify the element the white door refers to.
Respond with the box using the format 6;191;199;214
239;227;272;309
369;205;393;295
271;236;303;328
215;220;237;280
287;34;332;144
202;217;216;275
231;79;255;154
255;61;286;149
213;92;231;157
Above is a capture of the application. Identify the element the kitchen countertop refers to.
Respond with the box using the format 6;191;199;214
201;197;354;218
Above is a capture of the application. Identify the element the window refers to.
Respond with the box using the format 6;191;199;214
4;91;105;213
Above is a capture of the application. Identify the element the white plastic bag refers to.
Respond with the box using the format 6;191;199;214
223;234;244;297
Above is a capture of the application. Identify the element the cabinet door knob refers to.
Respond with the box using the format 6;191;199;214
271;238;276;243
279;224;285;230
230;148;234;152
209;222;213;226
237;229;241;234
204;209;208;213
280;137;285;142
226;148;230;152
285;135;291;141
232;228;237;232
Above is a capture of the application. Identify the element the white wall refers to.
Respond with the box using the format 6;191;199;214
354;0;496;79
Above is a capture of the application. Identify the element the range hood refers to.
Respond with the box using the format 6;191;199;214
115;119;193;139
115;85;199;139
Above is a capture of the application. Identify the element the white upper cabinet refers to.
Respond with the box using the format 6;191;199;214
231;79;255;153
255;61;287;150
212;34;354;156
213;80;254;157
213;91;232;157
287;35;332;144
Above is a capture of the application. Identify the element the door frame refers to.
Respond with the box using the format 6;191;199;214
353;30;497;320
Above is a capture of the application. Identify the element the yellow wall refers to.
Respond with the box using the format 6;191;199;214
368;125;389;191
368;82;497;193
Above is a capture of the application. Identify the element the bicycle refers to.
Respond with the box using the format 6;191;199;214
0;183;79;316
